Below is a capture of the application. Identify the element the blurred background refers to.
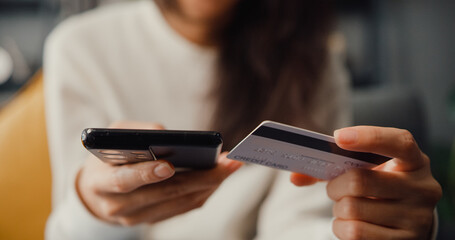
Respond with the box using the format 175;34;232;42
0;0;454;239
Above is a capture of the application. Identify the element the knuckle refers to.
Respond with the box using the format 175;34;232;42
197;193;213;208
195;199;206;209
419;179;442;205
430;180;443;203
326;182;334;199
172;184;189;197
347;170;368;196
185;192;209;209
416;210;434;229
100;200;125;218
421;153;430;162
361;127;383;147
111;176;129;193
345;221;364;240
117;217;138;227
188;194;202;206
162;181;187;197
400;130;417;153
368;127;383;146
400;208;434;236
420;153;432;167
427;186;442;205
340;197;359;219
173;185;188;196
84;179;100;195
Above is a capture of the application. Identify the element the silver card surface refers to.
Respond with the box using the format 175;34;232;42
227;121;390;180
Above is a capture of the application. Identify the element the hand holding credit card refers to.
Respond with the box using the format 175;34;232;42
227;121;391;180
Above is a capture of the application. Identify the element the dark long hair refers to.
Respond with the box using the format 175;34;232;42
155;0;334;150
212;0;334;149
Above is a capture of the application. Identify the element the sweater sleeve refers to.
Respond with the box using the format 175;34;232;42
43;17;140;240
255;175;336;240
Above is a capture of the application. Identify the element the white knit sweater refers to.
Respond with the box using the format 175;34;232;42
43;1;352;239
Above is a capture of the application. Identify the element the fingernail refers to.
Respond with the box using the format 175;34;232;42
154;162;174;178
335;129;358;144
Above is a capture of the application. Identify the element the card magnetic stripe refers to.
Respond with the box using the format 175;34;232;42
252;126;390;165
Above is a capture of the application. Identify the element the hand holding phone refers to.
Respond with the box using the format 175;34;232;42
76;122;242;226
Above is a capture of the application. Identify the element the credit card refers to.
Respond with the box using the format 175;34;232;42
227;121;391;180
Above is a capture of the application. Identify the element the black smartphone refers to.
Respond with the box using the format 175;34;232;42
81;128;223;169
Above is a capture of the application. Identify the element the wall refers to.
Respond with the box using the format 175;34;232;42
376;0;455;145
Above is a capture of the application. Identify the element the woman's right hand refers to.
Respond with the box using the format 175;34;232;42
76;122;243;226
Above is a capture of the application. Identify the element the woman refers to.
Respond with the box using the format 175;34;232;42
44;0;441;239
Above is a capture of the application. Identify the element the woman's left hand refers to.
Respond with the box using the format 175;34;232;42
291;126;442;240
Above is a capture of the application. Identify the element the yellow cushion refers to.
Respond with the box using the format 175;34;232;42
0;71;51;240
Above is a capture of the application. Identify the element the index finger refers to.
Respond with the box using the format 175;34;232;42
334;126;425;172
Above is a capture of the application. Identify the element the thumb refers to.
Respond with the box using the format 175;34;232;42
98;160;175;193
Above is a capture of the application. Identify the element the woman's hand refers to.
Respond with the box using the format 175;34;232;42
291;126;442;240
77;122;243;226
